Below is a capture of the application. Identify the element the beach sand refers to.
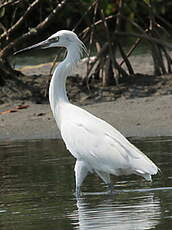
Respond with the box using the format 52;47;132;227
0;94;171;140
0;52;172;141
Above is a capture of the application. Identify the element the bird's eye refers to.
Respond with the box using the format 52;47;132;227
49;36;59;43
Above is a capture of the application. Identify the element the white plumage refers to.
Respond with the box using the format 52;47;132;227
16;30;158;197
60;103;157;181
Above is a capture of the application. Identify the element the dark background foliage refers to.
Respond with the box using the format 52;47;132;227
0;0;172;88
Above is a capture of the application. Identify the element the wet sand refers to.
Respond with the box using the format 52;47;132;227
1;51;172;141
0;94;172;141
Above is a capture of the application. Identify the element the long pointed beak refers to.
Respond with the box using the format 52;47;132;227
14;39;49;55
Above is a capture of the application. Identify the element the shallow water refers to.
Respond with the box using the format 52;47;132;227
0;137;172;230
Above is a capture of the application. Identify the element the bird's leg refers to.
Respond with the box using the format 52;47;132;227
95;170;113;193
75;186;81;198
107;183;114;194
74;160;89;197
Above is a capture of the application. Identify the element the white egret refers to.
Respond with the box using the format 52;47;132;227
16;30;158;197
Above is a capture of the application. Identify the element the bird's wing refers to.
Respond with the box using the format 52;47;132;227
60;105;158;176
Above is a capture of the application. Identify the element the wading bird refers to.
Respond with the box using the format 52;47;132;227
15;30;158;197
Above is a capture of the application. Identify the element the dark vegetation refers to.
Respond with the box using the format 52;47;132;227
0;0;172;103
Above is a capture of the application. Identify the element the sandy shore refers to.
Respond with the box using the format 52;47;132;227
1;52;172;141
0;94;172;141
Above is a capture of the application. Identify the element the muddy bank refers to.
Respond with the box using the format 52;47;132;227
0;95;172;140
0;52;172;140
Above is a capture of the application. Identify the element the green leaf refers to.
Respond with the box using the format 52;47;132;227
0;7;5;18
144;0;150;6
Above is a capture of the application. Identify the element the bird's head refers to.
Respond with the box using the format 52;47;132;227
15;30;87;55
47;30;82;48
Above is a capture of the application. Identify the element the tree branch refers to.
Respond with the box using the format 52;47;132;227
0;0;67;58
100;9;127;81
0;0;22;10
0;0;40;42
113;31;172;49
117;42;134;75
73;0;97;33
80;15;115;37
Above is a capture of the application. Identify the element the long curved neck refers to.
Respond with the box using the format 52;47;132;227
49;44;81;115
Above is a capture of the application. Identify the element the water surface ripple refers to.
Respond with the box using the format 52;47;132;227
0;137;172;230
